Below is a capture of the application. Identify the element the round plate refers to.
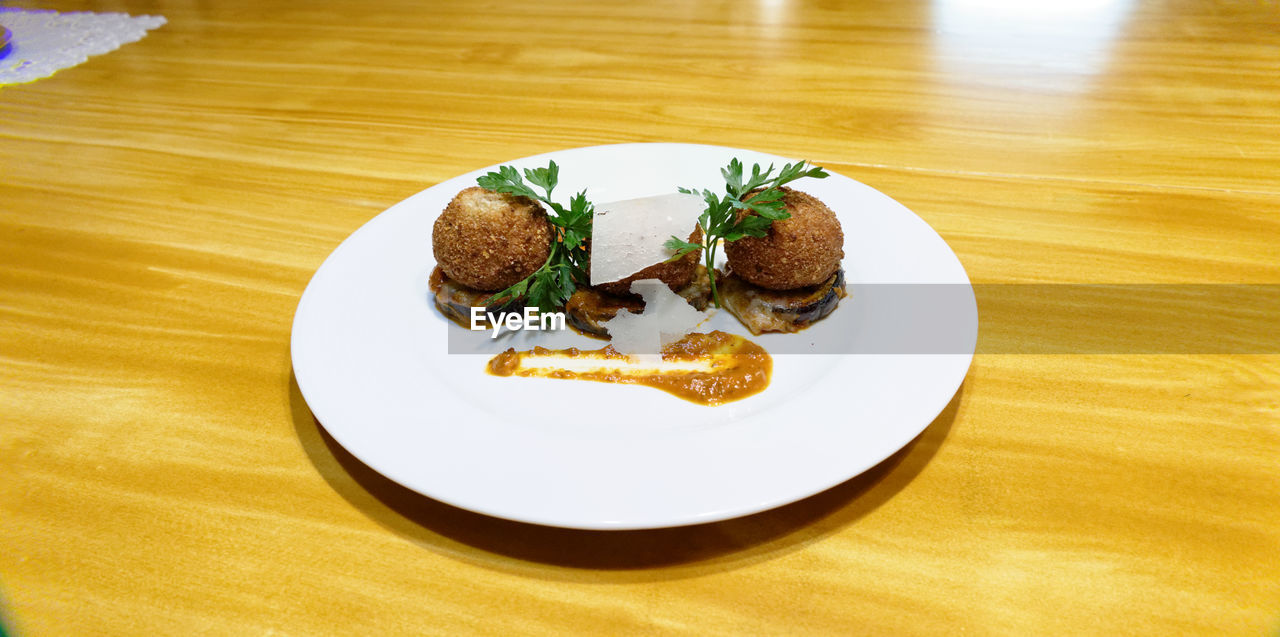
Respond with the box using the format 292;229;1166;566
291;143;975;530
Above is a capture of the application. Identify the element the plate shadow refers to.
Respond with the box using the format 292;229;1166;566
289;372;964;580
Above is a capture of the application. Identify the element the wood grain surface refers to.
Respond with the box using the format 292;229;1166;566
2;0;1278;635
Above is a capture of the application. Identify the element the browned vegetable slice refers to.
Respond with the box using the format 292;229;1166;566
564;266;712;337
428;266;521;327
719;268;845;335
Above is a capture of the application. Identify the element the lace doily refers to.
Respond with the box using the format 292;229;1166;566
0;8;166;86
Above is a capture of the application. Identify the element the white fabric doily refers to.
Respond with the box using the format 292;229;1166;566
0;8;166;86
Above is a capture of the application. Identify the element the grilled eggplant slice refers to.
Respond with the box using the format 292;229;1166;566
565;265;712;337
563;288;645;337
719;268;845;335
428;266;521;327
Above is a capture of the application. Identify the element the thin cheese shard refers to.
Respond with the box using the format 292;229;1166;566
602;279;709;361
590;192;705;286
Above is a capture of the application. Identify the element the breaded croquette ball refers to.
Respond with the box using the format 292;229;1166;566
432;186;553;291
593;227;704;296
724;187;843;290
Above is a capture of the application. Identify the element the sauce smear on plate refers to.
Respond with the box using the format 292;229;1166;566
487;331;770;405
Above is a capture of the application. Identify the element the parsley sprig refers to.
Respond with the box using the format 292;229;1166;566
476;161;593;312
664;158;829;307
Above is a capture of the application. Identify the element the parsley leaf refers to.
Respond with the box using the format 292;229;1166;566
666;158;828;307
476;161;593;313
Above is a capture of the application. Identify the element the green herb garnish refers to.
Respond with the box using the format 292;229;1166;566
476;161;593;313
664;158;829;307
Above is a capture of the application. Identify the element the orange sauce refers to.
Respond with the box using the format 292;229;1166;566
486;331;771;406
427;266;446;293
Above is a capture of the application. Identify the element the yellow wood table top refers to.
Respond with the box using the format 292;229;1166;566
2;1;1277;634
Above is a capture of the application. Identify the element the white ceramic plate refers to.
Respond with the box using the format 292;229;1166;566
291;143;976;530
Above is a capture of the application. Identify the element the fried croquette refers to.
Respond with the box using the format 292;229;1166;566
432;186;552;291
592;227;704;297
724;188;843;290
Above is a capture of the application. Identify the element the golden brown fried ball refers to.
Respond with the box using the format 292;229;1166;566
592;227;703;296
432;186;552;291
724;188;843;290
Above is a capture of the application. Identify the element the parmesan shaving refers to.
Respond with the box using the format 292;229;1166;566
589;192;705;286
602;279;709;361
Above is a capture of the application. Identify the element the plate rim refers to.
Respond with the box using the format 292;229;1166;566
291;142;976;530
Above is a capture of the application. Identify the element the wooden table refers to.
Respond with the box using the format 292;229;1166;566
3;1;1278;634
